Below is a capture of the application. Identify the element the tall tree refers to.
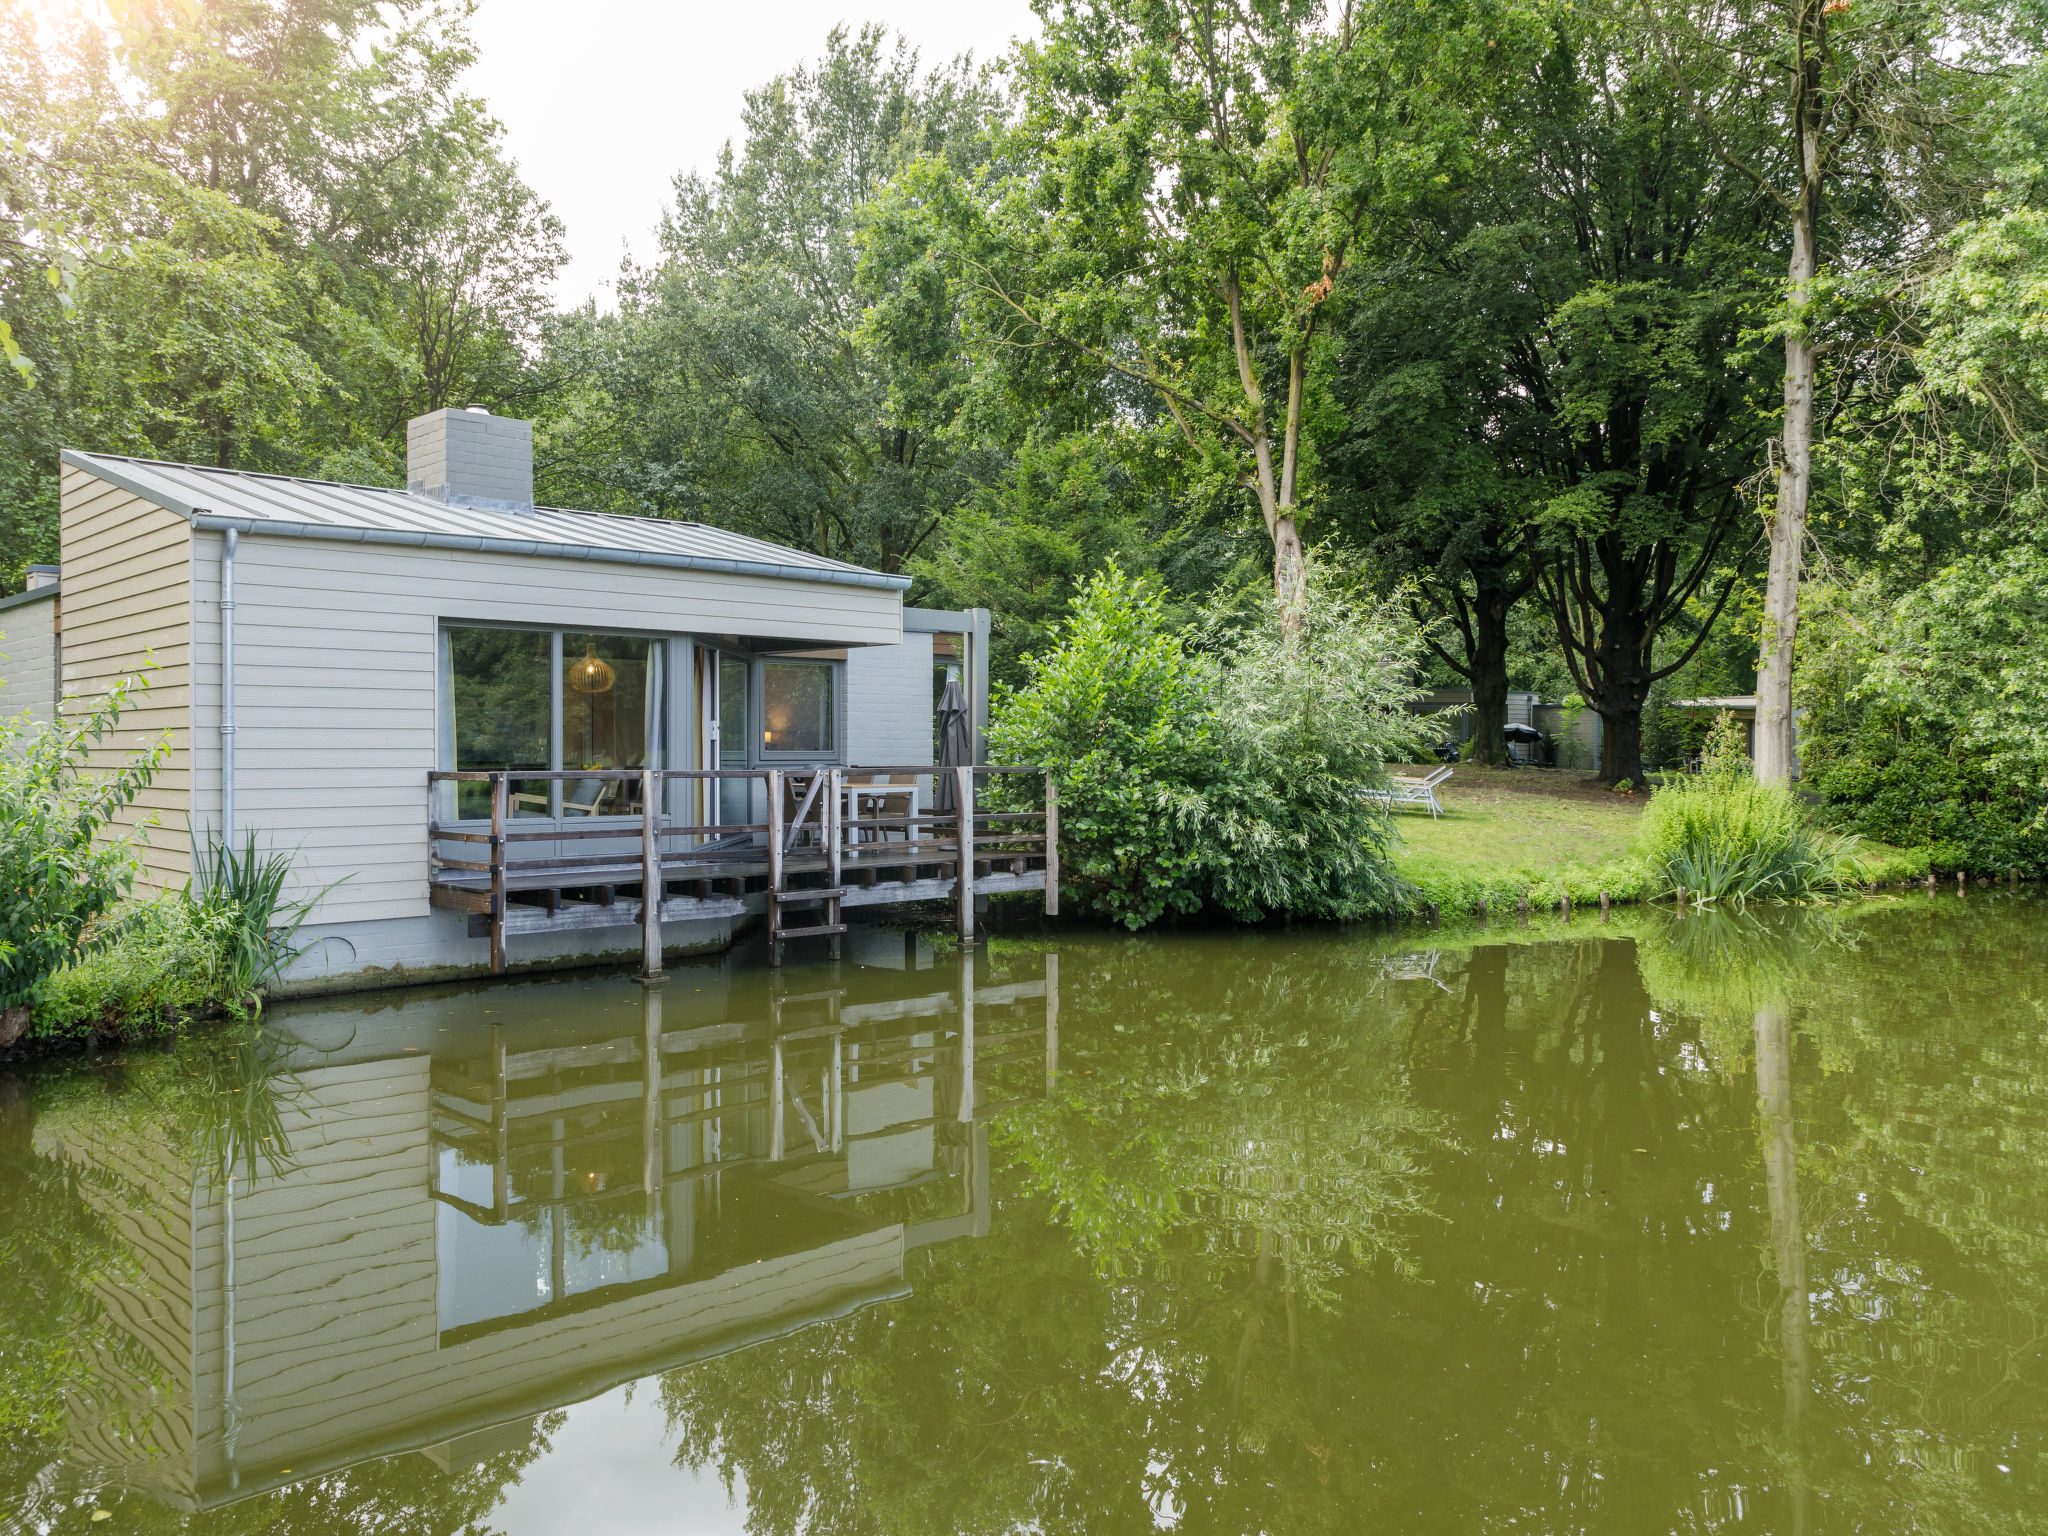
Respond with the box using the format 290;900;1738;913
914;0;1512;608
1700;0;2023;782
0;0;562;585
1328;236;1548;764
540;25;1003;572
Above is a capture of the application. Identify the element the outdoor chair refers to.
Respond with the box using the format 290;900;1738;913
510;777;621;818
847;773;918;844
1365;764;1453;819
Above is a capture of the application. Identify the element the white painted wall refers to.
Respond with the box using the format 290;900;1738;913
0;590;59;728
845;631;933;768
61;468;193;893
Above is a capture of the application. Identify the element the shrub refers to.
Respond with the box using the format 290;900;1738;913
1635;715;1859;905
31;896;233;1042
1200;569;1437;919
1798;558;2048;875
988;565;1222;928
990;561;1434;928
0;677;167;1041
29;834;328;1045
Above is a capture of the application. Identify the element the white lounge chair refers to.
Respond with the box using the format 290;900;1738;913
1366;764;1453;819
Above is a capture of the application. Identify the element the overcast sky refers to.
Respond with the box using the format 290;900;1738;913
463;0;1041;309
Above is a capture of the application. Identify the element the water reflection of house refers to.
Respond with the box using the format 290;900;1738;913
36;944;1055;1512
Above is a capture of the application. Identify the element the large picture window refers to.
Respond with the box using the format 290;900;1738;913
446;626;664;820
760;659;836;757
449;628;550;820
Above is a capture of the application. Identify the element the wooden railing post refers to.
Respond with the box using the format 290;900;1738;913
639;766;663;980
826;766;843;962
956;764;975;940
1043;773;1059;916
766;769;784;965
489;773;508;973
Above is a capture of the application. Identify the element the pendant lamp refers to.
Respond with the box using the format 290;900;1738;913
568;641;615;694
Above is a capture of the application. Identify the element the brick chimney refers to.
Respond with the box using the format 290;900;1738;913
406;407;534;512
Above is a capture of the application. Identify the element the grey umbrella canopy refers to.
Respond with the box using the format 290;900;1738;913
934;678;971;814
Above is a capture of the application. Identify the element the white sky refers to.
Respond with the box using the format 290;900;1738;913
464;0;1042;308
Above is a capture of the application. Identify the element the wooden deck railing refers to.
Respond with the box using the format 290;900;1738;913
426;765;1058;974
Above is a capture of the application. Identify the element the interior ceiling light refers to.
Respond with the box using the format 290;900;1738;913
568;641;615;694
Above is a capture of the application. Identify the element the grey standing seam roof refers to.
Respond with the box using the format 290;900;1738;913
59;449;911;592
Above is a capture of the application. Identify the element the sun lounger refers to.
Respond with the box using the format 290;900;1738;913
1365;764;1453;819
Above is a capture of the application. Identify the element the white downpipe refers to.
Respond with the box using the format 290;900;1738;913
220;528;237;846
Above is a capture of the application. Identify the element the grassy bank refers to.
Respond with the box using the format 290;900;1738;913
1389;764;1930;917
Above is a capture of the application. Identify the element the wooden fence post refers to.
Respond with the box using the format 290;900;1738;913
826;767;843;961
640;767;663;979
1043;773;1059;916
956;765;976;940
490;773;508;974
766;769;784;964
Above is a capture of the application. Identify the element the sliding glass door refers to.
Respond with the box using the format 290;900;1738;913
717;653;750;826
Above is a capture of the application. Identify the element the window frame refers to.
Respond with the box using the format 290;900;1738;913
438;620;674;824
752;655;845;764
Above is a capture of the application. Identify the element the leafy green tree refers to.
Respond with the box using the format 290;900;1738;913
912;432;1165;687
1345;3;1777;782
1327;225;1547;762
914;0;1516;607
1691;0;2028;783
0;0;563;582
540;25;1002;571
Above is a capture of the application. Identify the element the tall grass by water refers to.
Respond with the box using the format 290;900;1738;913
1637;716;1859;905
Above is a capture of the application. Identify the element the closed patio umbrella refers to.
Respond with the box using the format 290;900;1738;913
934;678;971;815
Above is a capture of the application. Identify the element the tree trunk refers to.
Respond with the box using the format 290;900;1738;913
1468;588;1513;766
1596;694;1647;786
1756;129;1820;784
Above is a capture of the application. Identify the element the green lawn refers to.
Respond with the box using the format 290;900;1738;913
1388;765;1653;913
1384;763;1929;916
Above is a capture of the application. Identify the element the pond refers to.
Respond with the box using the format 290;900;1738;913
3;896;2047;1534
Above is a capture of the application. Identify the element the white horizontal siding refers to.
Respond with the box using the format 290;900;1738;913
61;466;193;893
186;528;902;925
0;593;59;727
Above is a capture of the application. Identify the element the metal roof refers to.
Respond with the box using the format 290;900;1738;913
60;449;911;592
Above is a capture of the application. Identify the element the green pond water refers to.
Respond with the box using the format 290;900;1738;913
4;896;2048;1534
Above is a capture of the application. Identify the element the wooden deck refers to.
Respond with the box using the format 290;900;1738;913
427;765;1058;971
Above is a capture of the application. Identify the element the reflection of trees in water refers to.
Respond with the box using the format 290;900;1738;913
1638;900;2048;1534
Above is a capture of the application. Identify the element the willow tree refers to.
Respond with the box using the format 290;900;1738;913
912;0;1518;607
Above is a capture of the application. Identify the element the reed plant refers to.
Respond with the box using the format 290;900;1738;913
1636;714;1860;906
192;831;328;1007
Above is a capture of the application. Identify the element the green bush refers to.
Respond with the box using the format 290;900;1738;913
30;896;233;1043
1805;712;2047;876
1797;557;2048;876
1635;716;1859;905
28;834;327;1046
0;676;168;1036
991;562;1435;928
